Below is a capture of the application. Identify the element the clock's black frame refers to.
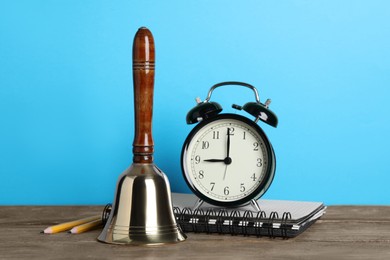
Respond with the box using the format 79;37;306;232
181;113;276;207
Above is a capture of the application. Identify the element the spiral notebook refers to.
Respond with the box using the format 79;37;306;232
172;193;326;238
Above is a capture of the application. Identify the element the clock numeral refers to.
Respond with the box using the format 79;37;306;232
212;131;220;139
251;173;257;181
224;186;230;195
198;170;204;179
227;127;235;136
202;141;209;149
253;142;259;151
210;182;216;191
257;158;263;167
194;155;201;164
240;183;246;192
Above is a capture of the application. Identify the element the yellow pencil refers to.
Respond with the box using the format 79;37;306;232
43;215;101;234
69;219;103;234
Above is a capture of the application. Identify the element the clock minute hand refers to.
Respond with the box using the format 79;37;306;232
226;127;231;158
223;128;232;181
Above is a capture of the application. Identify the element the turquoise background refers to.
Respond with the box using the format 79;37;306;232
1;1;389;205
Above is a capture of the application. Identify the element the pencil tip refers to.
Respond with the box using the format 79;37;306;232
43;227;52;234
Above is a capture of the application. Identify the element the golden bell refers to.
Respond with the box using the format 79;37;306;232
97;164;186;245
97;27;186;245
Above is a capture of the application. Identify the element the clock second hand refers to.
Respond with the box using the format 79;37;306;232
223;165;228;180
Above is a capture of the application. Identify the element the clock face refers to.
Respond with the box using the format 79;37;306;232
181;114;275;206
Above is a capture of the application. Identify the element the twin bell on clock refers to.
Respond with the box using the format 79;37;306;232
181;81;278;211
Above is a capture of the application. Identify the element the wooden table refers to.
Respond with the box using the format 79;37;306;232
1;206;389;259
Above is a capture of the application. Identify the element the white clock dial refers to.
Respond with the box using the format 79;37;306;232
182;114;274;205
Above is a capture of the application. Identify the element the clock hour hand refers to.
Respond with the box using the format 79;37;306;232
204;158;232;165
203;159;225;162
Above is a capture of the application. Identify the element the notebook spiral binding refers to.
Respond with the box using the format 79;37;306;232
104;204;293;238
267;211;278;238
281;211;292;238
173;207;292;238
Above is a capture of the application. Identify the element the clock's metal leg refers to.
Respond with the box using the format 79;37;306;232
250;199;261;212
193;199;205;211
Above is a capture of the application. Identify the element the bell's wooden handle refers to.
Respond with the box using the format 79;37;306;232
132;27;155;163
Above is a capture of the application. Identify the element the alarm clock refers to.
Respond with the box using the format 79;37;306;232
181;81;278;210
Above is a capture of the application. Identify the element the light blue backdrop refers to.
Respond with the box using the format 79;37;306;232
1;1;389;205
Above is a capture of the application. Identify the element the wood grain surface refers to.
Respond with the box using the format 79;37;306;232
0;206;389;259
